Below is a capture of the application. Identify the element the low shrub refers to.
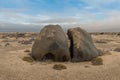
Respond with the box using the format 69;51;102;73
24;49;30;52
91;57;103;65
114;48;120;52
53;64;67;70
84;66;90;68
22;56;34;63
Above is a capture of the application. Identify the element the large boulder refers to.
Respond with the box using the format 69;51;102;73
31;25;70;61
67;27;99;62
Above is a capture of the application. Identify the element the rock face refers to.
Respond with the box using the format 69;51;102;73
67;27;99;62
31;25;70;61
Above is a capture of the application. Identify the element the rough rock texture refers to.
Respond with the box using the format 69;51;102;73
67;27;99;62
32;25;70;61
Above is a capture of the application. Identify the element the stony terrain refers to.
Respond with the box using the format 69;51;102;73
0;32;120;80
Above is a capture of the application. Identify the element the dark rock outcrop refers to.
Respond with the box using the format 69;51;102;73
67;27;99;62
31;25;70;61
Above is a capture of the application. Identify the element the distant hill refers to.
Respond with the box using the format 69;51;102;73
0;25;120;32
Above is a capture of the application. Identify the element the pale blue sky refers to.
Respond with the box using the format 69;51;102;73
0;0;120;32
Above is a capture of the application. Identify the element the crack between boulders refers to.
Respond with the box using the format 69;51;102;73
67;31;74;59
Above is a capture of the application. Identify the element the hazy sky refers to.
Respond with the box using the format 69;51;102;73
0;0;120;32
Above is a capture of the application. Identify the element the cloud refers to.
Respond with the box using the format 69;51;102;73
83;10;120;32
81;0;120;9
0;0;120;32
0;8;120;32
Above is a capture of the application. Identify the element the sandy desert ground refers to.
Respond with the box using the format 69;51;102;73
0;32;120;80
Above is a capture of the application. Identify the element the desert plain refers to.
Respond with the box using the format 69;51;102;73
0;32;120;80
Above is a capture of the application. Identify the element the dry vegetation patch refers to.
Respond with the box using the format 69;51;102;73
114;48;120;52
22;56;34;63
95;40;107;43
24;49;31;52
91;57;103;65
53;64;67;70
5;43;10;46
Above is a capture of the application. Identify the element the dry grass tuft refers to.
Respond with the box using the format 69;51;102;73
5;43;10;46
24;49;30;52
84;66;90;68
53;64;67;70
22;56;34;63
91;57;103;65
114;48;120;52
